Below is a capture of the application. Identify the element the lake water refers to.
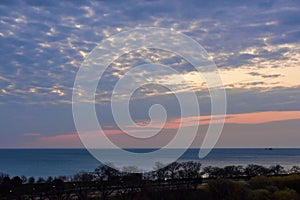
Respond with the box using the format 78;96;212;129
0;148;299;178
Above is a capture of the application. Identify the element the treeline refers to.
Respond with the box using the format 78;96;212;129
0;162;300;199
0;161;202;200
207;175;300;200
202;164;300;179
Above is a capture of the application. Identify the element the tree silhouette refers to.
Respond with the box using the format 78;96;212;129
153;162;168;181
37;177;45;183
11;176;22;186
223;165;244;178
165;162;180;180
244;164;269;178
28;176;35;184
177;161;202;190
290;166;300;174
47;178;73;200
0;173;9;184
269;165;285;176
202;166;225;178
94;164;119;200
72;171;94;200
118;169;143;200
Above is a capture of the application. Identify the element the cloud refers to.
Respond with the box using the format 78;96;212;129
0;0;300;147
0;0;299;106
130;111;300;130
16;111;300;148
248;72;283;79
261;74;281;78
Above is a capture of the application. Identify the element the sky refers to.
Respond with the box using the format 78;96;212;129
0;0;300;148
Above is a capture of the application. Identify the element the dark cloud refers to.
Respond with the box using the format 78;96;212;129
248;72;262;76
261;74;281;78
248;72;282;78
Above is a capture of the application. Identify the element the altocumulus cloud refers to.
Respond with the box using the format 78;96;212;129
0;0;299;147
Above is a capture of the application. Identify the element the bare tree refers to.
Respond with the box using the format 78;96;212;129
289;166;300;174
94;164;119;200
72;171;94;200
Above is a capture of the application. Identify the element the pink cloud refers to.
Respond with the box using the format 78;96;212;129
148;110;300;129
225;111;300;124
25;111;300;148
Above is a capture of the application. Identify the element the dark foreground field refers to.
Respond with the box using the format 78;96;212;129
1;162;300;200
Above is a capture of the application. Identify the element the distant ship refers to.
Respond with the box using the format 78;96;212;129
265;148;273;150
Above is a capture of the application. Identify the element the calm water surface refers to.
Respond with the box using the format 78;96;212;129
0;148;299;178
